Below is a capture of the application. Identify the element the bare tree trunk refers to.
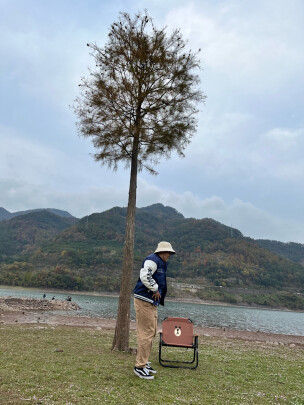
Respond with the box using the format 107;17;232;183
112;139;138;351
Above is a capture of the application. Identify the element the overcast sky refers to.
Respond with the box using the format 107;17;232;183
1;0;304;243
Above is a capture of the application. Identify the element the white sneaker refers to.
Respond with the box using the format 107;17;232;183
145;362;157;374
134;367;154;380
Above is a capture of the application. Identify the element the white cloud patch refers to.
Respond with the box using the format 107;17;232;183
249;127;304;182
265;127;303;143
173;111;304;184
0;126;74;186
0;28;89;111
0;3;103;113
165;0;304;93
180;110;256;177
0;124;131;192
0;178;129;218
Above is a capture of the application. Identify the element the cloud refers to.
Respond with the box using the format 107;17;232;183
1;0;304;246
0;25;88;112
136;179;304;243
0;125;73;186
175;110;304;185
0;177;129;218
0;2;105;115
265;127;303;143
2;175;303;243
165;0;304;93
180;110;256;177
249;127;304;182
0;124;132;191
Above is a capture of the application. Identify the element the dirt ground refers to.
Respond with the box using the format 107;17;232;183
1;297;303;347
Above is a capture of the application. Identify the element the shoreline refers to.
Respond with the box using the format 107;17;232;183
1;285;303;313
1;309;303;347
0;297;303;347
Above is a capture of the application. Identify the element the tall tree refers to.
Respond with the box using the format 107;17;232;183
73;11;205;351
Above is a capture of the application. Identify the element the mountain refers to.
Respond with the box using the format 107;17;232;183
0;204;303;309
0;207;12;221
0;207;75;221
254;239;304;265
0;210;78;258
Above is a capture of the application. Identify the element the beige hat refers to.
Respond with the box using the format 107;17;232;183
154;241;175;254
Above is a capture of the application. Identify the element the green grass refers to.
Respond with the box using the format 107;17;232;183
0;325;303;404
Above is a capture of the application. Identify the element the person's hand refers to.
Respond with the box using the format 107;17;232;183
152;291;161;301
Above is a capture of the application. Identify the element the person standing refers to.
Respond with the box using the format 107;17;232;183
133;241;175;380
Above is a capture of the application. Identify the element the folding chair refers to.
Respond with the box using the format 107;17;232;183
159;317;199;369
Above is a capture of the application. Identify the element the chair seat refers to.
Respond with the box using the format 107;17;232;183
161;341;194;348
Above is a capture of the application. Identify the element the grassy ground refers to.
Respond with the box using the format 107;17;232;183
0;325;303;405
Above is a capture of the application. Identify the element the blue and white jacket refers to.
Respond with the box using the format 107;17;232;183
133;253;167;306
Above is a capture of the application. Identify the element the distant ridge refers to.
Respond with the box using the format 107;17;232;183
0;207;11;220
0;203;303;310
0;207;76;221
0;210;79;257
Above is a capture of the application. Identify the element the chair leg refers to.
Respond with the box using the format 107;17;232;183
159;334;199;369
159;333;163;366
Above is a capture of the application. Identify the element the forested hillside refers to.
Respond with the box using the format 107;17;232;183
0;207;75;221
254;239;304;264
0;210;78;259
0;204;303;309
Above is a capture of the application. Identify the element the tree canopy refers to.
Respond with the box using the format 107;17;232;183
74;11;204;174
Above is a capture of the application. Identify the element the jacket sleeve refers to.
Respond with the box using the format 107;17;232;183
139;260;158;293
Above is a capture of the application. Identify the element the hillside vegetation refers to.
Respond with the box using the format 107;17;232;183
0;204;303;310
0;207;74;221
0;210;77;258
254;239;304;264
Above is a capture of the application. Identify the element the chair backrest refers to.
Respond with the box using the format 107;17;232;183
162;317;194;347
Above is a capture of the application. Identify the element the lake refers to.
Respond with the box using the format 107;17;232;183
0;286;303;336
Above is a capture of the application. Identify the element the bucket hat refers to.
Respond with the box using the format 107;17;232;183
154;241;175;254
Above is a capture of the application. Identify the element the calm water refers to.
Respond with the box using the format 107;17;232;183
0;286;303;336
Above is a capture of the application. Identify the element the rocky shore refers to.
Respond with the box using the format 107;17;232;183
0;296;80;311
